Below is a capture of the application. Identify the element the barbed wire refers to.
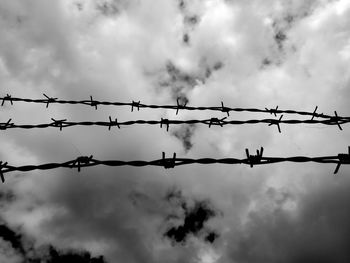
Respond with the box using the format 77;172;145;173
1;114;349;132
0;94;344;119
1;147;349;183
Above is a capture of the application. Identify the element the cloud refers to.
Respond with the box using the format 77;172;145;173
1;0;350;262
163;189;219;244
0;222;108;263
217;173;350;263
171;124;196;152
0;223;25;257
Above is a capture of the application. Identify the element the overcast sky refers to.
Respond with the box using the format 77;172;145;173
1;0;350;262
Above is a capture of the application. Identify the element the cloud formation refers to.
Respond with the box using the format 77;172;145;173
163;189;219;244
0;221;107;263
1;0;350;262
219;173;350;263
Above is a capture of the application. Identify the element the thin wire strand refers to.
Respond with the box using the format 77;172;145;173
0;150;348;178
0;95;341;119
1;116;349;132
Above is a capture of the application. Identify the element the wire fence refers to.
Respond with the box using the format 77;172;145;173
1;147;349;182
1;94;349;183
1;115;349;133
0;94;345;119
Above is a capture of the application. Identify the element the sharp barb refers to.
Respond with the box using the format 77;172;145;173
334;162;341;174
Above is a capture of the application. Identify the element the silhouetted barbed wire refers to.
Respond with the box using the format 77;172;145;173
1;115;349;132
1;147;349;183
0;94;344;119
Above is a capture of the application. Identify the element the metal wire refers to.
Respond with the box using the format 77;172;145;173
1;115;349;132
1;95;349;182
1;147;349;183
0;94;342;119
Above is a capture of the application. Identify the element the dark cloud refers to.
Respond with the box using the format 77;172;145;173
96;1;119;16
205;232;219;244
261;58;272;68
0;224;25;256
0;222;108;263
158;61;198;102
172;124;196;152
274;29;287;51
95;0;139;16
158;58;224;99
182;33;189;45
95;0;141;17
269;1;317;55
284;13;295;25
212;61;223;71
204;61;224;79
0;189;15;204
165;61;197;86
45;246;107;263
179;3;200;47
164;189;219;245
223;175;350;263
177;0;185;11
184;15;199;26
75;2;84;11
158;58;223;99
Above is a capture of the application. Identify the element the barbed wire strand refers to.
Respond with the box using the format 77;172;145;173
0;94;345;119
1;115;349;133
1;147;349;183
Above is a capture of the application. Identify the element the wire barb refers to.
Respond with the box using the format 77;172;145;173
208;117;227;128
3;95;350;121
334;146;350;174
43;94;58;108
131;101;140;112
1;149;350;180
0;161;8;183
221;101;230;117
265;106;279;117
329;111;343;130
160;118;170;131
90;96;98;110
4;115;350;131
268;115;283;133
50;118;67;131
108;116;120;130
70;155;94;172
311;106;318;120
1;94;13;106
176;99;187;115
0;119;14;130
245;147;264;167
161;152;176;169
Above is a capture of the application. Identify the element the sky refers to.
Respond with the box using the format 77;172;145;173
1;0;350;262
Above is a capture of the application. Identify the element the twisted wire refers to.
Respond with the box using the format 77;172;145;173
1;147;349;183
1;116;349;132
0;94;343;119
